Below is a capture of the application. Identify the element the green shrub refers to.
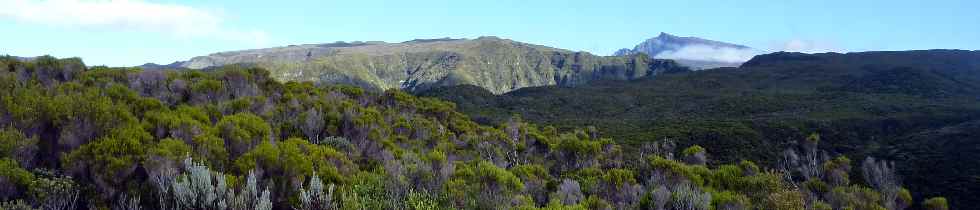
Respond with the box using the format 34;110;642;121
216;112;272;158
712;191;751;210
923;197;948;210
0;128;36;167
0;158;34;195
476;161;524;192
0;57;949;210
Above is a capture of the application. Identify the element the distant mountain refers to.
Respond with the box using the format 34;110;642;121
138;61;187;70
14;56;32;62
172;36;688;94
616;32;764;69
422;50;980;209
3;55;36;62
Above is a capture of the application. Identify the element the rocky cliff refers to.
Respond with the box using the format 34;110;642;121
178;36;688;94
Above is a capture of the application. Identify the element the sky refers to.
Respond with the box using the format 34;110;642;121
1;0;978;66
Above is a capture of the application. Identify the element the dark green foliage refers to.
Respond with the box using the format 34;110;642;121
712;191;751;210
422;50;980;209
682;145;707;165
923;197;948;210
62;123;151;198
217;112;272;159
0;158;34;199
0;56;944;210
0;128;37;168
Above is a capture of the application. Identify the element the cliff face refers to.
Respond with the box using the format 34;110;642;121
180;37;687;94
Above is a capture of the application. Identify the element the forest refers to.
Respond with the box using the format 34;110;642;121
0;55;949;210
421;50;980;210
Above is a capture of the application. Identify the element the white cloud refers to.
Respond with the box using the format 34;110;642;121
655;45;765;63
775;40;841;53
0;0;267;45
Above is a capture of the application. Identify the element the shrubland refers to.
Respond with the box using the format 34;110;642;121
0;55;945;210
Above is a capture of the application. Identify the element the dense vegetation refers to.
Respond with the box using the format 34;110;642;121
421;50;980;210
170;36;689;95
0;55;949;210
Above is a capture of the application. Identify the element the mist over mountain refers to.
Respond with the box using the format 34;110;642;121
616;33;766;69
163;36;688;94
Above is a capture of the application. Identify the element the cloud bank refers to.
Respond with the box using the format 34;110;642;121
653;40;845;64
655;45;765;63
775;40;840;53
0;0;267;45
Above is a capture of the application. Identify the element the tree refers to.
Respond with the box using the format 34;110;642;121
235;138;353;206
923;197;948;210
302;108;325;144
554;179;584;205
824;156;852;187
0;127;37;168
862;157;900;210
0;158;33;200
599;169;641;208
216;112;271;159
221;69;261;99
142;105;210;143
146;138;193;180
190;79;225;104
513;164;552;205
128;70;174;104
713;191;751;210
682;145;707;165
63;124;151;198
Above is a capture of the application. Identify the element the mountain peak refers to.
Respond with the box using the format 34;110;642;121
619;33;760;70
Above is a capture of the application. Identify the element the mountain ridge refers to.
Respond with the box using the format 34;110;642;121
152;36;689;94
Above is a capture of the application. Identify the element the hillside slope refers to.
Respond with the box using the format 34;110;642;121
0;55;931;210
173;37;688;94
422;50;980;209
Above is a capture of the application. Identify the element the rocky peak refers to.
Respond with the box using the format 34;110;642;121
621;32;760;69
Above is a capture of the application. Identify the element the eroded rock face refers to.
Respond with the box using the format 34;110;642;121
180;37;687;94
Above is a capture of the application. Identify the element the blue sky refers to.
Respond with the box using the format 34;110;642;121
1;0;978;66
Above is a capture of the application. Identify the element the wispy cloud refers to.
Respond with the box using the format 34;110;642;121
774;39;841;53
0;0;268;45
655;45;766;63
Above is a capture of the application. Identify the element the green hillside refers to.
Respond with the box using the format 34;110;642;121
0;55;938;210
178;37;689;94
422;50;980;209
